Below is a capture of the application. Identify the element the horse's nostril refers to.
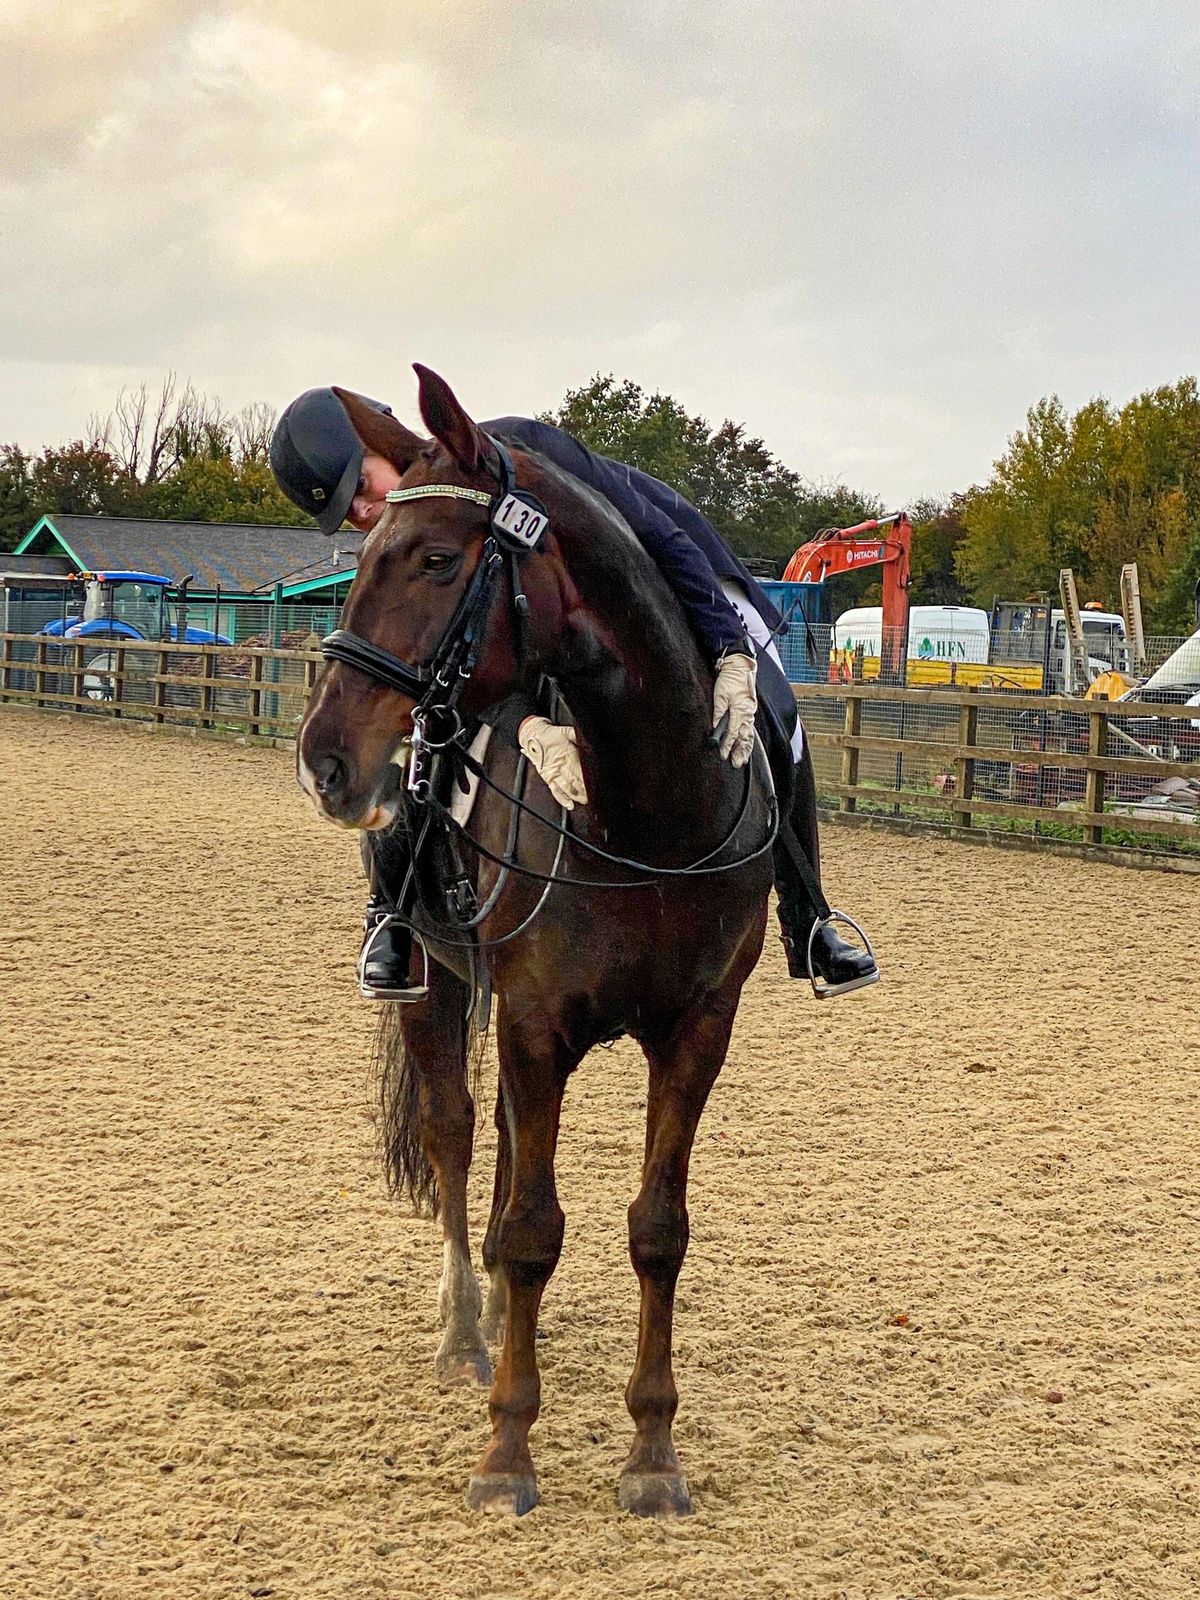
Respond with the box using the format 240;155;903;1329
313;754;347;797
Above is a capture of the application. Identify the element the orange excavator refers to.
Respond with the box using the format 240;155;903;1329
782;511;913;679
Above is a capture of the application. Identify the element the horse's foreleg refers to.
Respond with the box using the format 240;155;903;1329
466;1012;573;1516
397;965;490;1388
620;1001;736;1516
480;1086;511;1345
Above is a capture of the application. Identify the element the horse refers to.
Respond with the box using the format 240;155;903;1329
296;365;778;1517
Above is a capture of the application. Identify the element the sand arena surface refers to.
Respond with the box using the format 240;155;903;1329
1;709;1198;1600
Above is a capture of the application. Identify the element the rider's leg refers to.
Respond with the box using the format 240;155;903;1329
774;742;879;994
739;616;879;997
359;827;427;1001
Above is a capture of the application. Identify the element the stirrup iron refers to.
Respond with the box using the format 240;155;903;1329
806;909;880;1001
358;914;430;1003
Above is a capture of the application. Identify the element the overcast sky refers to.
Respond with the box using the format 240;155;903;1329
3;0;1198;504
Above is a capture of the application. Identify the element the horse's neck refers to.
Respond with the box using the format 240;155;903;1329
548;542;734;841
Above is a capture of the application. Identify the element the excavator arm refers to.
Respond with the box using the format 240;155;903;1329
783;512;913;678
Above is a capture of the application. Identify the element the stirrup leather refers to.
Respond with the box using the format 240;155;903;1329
358;914;430;1003
805;910;880;1001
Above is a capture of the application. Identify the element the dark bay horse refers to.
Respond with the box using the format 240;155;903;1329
297;366;776;1516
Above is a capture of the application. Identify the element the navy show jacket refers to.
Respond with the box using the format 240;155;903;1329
484;416;785;665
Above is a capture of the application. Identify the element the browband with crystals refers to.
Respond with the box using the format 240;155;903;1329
385;484;493;508
381;434;550;551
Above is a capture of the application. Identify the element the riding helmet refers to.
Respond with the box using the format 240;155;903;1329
269;387;394;534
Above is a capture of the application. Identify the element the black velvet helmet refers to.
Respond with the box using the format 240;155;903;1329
269;387;393;534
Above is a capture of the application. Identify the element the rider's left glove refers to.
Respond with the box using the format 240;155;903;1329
517;717;589;810
711;651;758;768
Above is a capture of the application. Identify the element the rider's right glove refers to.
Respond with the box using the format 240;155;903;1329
711;652;758;769
517;717;589;810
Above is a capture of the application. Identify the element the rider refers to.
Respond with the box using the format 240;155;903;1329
270;388;879;1001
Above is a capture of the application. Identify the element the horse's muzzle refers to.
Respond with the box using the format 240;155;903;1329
298;734;404;831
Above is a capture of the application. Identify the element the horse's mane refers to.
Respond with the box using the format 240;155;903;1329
490;437;713;698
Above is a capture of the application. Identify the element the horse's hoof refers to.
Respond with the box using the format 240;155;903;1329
618;1471;693;1517
465;1472;539;1516
435;1345;491;1388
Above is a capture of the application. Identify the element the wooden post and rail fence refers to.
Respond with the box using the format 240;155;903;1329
0;631;322;741
3;632;1199;860
795;680;1200;854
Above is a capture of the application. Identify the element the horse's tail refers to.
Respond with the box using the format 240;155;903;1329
372;995;491;1220
374;1006;439;1218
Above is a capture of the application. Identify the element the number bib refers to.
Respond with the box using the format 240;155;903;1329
492;492;549;549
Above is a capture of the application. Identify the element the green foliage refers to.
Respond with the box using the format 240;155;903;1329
957;380;1200;632
142;458;310;526
543;373;880;565
1;440;142;549
0;381;313;552
28;443;140;517
909;495;971;605
0;445;36;550
9;370;1198;643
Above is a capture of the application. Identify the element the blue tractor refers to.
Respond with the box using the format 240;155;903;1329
38;571;230;701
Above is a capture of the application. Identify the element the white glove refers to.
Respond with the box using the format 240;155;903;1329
712;652;758;768
517;716;589;810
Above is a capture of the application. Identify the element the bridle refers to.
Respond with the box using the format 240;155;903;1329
322;435;542;802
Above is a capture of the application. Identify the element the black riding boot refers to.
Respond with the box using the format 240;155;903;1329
775;744;880;997
358;894;428;1001
357;825;428;1001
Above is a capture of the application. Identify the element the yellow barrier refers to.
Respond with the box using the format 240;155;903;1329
830;653;1044;690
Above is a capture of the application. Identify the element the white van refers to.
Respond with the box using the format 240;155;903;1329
1138;628;1200;704
833;605;992;665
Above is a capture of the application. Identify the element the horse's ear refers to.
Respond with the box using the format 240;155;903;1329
414;364;487;476
332;388;425;474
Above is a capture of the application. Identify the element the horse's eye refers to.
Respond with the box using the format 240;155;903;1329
423;552;457;574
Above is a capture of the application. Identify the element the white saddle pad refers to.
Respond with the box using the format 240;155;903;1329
449;724;494;828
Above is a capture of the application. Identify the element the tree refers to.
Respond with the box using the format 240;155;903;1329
543;374;869;565
956;395;1119;605
142;457;310;526
909;495;971;605
89;376;184;488
954;380;1200;631
89;376;282;482
1083;380;1200;632
0;446;35;550
28;443;139;518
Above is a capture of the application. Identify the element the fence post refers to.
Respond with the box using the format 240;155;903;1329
1084;704;1107;846
154;644;168;724
73;640;86;710
0;634;10;702
955;695;978;831
250;651;264;738
202;650;217;730
246;652;262;739
114;644;126;719
36;638;48;709
841;689;862;813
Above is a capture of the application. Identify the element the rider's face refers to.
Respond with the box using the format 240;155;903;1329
347;452;402;531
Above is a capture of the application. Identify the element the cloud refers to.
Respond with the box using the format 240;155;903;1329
3;0;1199;503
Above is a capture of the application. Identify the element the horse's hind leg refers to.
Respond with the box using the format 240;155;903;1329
387;962;490;1388
620;999;738;1516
